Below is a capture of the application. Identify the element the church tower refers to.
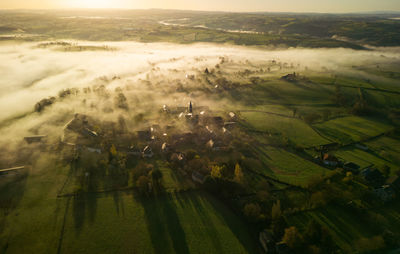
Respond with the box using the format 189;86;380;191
189;101;193;113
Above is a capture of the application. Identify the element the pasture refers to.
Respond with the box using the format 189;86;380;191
241;111;329;147
254;146;329;187
313;116;393;145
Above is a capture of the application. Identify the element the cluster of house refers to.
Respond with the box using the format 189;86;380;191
59;103;237;170
315;143;400;202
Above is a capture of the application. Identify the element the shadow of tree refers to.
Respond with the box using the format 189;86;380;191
203;192;259;254
136;193;190;254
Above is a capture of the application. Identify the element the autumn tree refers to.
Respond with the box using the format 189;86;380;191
234;163;245;184
211;165;226;179
271;200;282;220
282;226;303;250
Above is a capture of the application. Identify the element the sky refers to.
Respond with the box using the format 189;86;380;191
0;0;399;13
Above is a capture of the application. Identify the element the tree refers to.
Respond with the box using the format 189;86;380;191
211;165;225;179
234;163;244;184
271;200;282;220
114;92;129;110
282;226;303;250
243;203;261;222
110;144;117;158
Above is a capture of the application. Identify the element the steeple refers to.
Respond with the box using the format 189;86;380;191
189;101;193;113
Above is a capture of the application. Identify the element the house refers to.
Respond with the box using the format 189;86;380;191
161;143;171;153
151;125;161;134
322;154;339;167
24;135;47;144
360;167;385;188
343;162;360;173
373;185;395;203
0;166;25;176
259;230;275;253
87;147;101;154
142;146;154;158
281;72;297;82
127;146;142;156
82;128;98;138
192;171;206;184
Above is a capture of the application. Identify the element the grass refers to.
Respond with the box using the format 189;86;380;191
241;111;329;147
60;191;257;254
254;146;329;187
335;145;399;173
0;154;257;254
286;204;381;253
313;116;394;145
157;160;195;191
365;136;400;168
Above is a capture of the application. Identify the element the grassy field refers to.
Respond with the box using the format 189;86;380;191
254;146;329;187
0;154;257;254
157;160;195;191
241;111;329;147
335;145;400;174
313;116;394;145
365;136;400;167
286;205;383;253
60;191;258;254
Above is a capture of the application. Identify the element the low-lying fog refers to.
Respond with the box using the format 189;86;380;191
0;41;400;151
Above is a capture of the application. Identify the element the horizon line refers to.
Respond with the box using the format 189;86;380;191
0;7;399;15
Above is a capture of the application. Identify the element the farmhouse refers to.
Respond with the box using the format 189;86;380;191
322;154;339;167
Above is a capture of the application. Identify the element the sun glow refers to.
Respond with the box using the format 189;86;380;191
67;0;116;8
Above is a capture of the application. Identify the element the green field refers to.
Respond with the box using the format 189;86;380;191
365;136;400;167
241;111;329;147
0;155;258;254
286;205;381;253
60;191;257;254
254;146;329;187
313;116;394;144
335;146;398;171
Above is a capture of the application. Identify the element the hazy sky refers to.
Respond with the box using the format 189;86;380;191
0;0;399;13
